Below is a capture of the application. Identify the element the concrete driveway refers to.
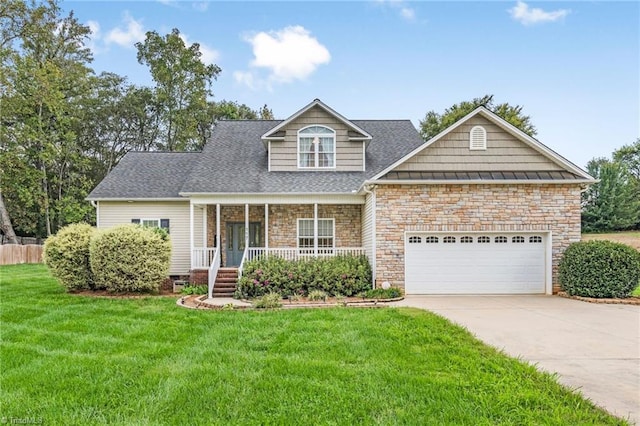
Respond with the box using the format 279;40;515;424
391;295;640;424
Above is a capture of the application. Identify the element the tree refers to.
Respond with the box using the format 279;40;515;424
582;158;640;232
0;0;95;237
136;28;221;151
0;189;18;243
613;138;640;180
419;95;536;140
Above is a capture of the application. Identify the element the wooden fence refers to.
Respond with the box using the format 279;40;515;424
0;244;43;265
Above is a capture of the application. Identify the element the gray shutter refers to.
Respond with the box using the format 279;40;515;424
160;219;170;233
131;219;140;224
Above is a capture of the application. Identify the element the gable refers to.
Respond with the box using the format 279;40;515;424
392;115;564;173
269;105;366;172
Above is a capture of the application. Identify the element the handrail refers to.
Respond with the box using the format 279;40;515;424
207;248;220;299
238;247;249;278
192;247;216;269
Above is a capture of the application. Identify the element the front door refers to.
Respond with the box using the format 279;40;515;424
225;222;261;267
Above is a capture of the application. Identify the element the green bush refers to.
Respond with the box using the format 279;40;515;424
253;292;282;309
181;284;207;295
308;289;328;302
90;224;171;293
558;240;640;298
237;254;371;298
43;223;96;291
364;287;403;299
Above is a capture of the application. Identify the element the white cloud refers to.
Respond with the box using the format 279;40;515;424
178;33;219;64
104;12;146;48
400;7;415;21
192;2;209;12
236;26;330;88
509;1;570;25
377;0;416;22
85;20;101;53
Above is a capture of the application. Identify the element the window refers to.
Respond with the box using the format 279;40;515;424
477;236;490;243
460;236;473;243
425;236;439;243
495;236;508;243
529;236;543;243
512;236;525;243
469;125;487;150
408;236;422;244
298;126;335;168
131;218;170;233
297;218;334;249
443;236;456;243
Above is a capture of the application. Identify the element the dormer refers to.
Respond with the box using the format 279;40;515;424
262;99;372;172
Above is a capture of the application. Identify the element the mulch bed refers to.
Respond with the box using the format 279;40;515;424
178;295;404;310
557;291;640;306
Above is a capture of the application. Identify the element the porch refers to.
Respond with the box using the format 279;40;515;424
187;201;368;298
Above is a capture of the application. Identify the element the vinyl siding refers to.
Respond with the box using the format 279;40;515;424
361;191;376;275
393;115;564;172
97;201;192;275
269;105;364;171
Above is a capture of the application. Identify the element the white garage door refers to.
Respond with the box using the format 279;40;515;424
405;233;547;294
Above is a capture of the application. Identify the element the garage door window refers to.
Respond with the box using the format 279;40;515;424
443;236;456;243
425;236;439;243
529;236;542;243
461;236;473;243
408;236;421;244
512;236;525;243
495;236;508;243
478;236;490;243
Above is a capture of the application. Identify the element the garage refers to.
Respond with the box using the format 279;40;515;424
405;232;549;294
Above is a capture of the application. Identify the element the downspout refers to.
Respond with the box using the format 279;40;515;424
362;184;377;289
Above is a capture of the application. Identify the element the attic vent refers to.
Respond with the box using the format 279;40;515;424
469;126;487;150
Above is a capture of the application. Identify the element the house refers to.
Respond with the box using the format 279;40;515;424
87;99;595;297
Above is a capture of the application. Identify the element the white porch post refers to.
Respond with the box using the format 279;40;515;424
202;206;207;247
313;203;318;255
189;202;194;269
245;204;249;249
264;204;269;250
216;204;220;250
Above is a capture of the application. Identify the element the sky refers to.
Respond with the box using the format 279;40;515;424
63;0;639;169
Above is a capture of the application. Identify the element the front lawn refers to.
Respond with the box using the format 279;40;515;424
0;264;626;425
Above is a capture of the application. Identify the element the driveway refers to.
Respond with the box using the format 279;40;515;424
392;295;640;424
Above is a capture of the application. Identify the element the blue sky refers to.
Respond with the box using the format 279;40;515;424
64;0;638;169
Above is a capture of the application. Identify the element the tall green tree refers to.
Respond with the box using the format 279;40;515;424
419;95;536;140
0;0;95;237
582;158;640;232
136;28;221;151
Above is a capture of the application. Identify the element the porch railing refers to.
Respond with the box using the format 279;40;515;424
245;247;365;262
192;247;216;269
207;248;220;299
238;248;249;279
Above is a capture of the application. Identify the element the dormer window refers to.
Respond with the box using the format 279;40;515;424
469;125;487;150
298;125;335;169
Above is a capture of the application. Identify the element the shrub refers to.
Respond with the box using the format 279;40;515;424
253;292;282;309
237;254;372;298
308;289;328;302
43;223;96;291
181;285;207;295
364;287;403;299
90;224;171;293
558;240;640;298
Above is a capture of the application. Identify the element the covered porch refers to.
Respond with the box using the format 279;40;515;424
188;198;368;298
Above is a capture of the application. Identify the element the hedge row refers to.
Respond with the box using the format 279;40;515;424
236;254;372;298
44;224;171;293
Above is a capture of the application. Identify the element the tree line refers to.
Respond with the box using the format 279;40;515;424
1;2;636;241
0;0;272;241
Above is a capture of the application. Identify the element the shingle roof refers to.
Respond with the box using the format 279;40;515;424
87;152;199;199
381;170;583;181
179;119;425;194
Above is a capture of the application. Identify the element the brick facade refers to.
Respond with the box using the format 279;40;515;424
374;184;583;292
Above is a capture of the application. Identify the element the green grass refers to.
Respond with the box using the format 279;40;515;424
0;265;627;425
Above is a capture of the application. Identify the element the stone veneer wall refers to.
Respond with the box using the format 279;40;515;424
205;204;362;265
374;184;583;292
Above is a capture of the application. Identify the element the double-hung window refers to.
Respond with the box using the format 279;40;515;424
297;218;334;251
298;126;335;168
